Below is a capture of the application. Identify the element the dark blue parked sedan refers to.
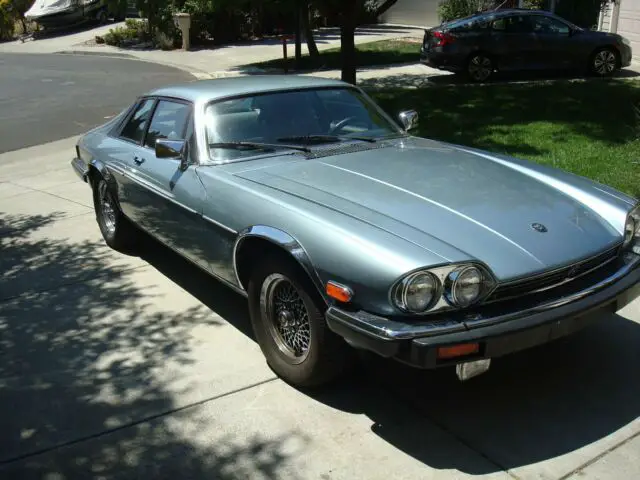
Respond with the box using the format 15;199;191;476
420;9;633;82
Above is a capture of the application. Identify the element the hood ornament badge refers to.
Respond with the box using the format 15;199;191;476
531;223;548;233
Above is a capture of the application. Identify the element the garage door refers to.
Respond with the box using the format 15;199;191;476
378;0;440;28
618;0;640;60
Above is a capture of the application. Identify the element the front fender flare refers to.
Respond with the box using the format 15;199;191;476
232;225;326;300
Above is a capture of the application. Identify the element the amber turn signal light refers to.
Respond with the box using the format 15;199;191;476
437;343;480;360
326;281;353;303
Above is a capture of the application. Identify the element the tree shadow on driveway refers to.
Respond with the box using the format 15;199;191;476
3;210;638;477
135;229;640;476
0;211;302;478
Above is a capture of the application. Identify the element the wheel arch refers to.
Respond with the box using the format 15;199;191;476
86;159;109;187
233;226;327;303
590;44;621;61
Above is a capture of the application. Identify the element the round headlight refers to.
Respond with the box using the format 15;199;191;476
395;272;439;313
450;266;483;307
624;216;636;247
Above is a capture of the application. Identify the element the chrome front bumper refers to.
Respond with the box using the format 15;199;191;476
326;253;640;368
71;157;89;183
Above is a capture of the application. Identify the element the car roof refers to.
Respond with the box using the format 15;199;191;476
148;75;350;103
447;8;553;22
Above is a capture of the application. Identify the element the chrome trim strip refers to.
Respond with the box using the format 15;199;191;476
467;252;640;329
122;167;239;233
497;242;622;287
231;225;325;296
487;248;621;304
328;253;640;341
327;308;467;340
203;215;237;234
71;157;88;182
105;163;127;177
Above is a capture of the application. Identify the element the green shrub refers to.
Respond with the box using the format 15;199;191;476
523;0;546;7
0;0;16;41
102;20;149;46
437;0;479;23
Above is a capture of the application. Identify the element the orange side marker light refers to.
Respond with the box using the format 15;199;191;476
437;343;480;360
326;281;354;303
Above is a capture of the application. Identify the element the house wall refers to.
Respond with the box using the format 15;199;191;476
602;0;640;60
378;0;441;28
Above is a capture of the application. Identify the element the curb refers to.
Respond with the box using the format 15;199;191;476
53;49;214;80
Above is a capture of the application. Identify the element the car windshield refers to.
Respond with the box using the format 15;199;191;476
204;87;403;162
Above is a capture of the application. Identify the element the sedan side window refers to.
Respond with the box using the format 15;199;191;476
120;98;155;144
493;15;533;34
143;100;192;149
531;16;570;35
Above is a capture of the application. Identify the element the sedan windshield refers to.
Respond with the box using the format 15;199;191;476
204;87;403;161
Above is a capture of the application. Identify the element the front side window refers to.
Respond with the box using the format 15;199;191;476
120;98;155;144
204;87;402;161
144;100;191;149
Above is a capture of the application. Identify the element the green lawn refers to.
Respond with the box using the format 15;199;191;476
247;39;419;71
372;80;640;198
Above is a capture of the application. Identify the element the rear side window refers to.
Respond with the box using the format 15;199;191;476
120;99;155;144
143;100;191;149
530;15;570;34
492;15;533;33
451;17;491;32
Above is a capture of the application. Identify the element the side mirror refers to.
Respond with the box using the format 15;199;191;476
398;110;419;132
155;138;189;170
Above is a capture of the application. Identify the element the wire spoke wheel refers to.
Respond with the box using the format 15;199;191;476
261;274;312;364
468;55;493;82
593;50;617;75
98;180;117;236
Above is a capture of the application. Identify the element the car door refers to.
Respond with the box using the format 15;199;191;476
529;14;575;69
105;97;156;221
122;98;212;271
489;14;538;70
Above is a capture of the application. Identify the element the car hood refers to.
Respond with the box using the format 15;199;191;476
233;138;623;280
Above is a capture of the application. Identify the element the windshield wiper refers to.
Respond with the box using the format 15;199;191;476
208;141;311;153
277;134;377;144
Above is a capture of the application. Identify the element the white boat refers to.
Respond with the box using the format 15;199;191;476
24;0;108;29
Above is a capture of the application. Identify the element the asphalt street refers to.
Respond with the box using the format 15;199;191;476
0;53;193;154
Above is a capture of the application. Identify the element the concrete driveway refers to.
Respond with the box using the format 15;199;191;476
1;137;639;479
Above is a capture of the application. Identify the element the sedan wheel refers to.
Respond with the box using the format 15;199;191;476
467;54;494;82
92;175;137;251
248;256;353;387
591;48;618;77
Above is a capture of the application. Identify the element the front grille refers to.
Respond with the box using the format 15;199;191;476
488;244;622;303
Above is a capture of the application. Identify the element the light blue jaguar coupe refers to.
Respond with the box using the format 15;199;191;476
72;75;640;387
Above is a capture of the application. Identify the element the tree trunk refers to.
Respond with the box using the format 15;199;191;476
370;0;399;19
340;13;356;85
294;0;302;69
302;2;319;59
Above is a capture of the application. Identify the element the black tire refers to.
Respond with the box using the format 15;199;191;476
97;10;108;25
590;47;619;77
248;255;353;388
92;174;138;252
466;52;494;83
